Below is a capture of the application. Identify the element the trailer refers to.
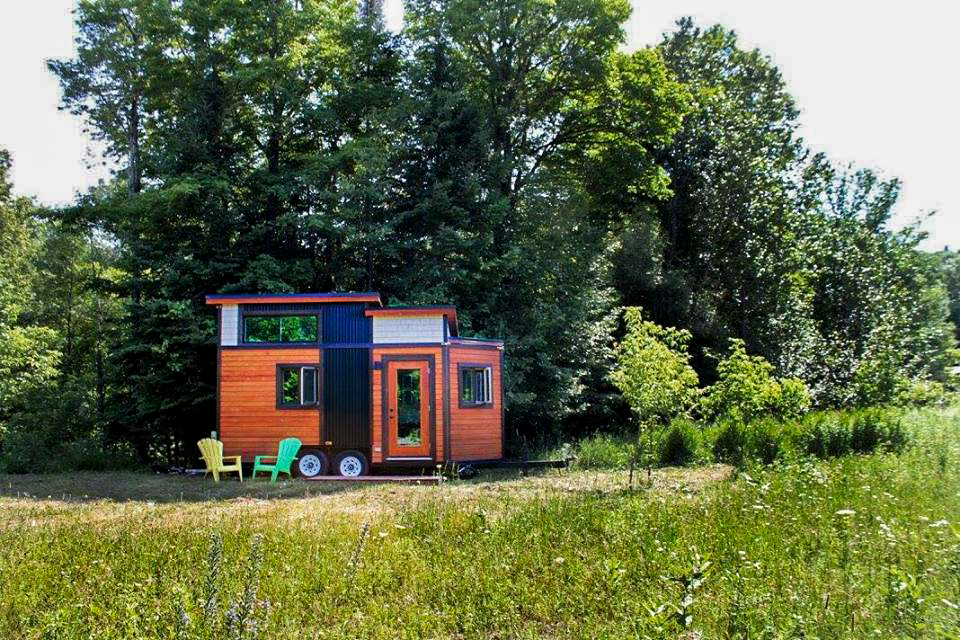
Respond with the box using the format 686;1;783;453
205;292;504;477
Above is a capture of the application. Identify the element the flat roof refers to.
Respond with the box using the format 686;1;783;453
205;292;382;306
364;306;459;336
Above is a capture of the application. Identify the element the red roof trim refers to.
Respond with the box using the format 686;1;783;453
205;292;382;306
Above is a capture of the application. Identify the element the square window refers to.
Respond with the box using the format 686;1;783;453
278;366;319;407
460;366;492;406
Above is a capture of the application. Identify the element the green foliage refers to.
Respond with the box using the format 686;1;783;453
800;409;907;459
701;339;811;423
897;379;952;407
0;150;62;439
711;420;745;466
610;307;699;426
573;433;633;470
657;418;703;466
17;2;959;466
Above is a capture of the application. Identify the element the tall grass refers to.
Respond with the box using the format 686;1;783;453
0;406;957;638
572;406;913;471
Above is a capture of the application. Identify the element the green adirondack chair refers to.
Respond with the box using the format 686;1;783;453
252;438;302;482
197;438;243;482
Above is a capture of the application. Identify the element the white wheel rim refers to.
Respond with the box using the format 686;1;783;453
299;454;323;477
339;456;362;477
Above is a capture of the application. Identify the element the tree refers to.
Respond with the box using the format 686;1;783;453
796;157;954;405
623;19;811;379
610;307;698;483
402;0;688;433
48;0;177;197
0;150;61;442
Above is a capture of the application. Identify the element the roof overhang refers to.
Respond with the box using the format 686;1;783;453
205;292;382;306
364;306;459;337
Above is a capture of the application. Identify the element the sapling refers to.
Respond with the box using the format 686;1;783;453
610;307;699;487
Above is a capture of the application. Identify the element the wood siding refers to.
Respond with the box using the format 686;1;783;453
219;348;321;461
449;346;503;461
371;346;444;463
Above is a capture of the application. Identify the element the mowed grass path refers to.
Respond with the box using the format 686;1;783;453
2;408;959;639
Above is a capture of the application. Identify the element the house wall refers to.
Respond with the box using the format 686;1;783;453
372;316;444;344
449;345;503;461
370;346;445;463
219;347;321;461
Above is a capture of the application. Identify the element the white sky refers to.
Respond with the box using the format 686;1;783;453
1;1;956;249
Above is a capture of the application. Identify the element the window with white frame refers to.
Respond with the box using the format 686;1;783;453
460;366;493;406
278;365;319;407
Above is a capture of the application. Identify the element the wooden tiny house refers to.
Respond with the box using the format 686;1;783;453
205;293;504;477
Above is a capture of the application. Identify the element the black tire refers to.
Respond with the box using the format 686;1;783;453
295;449;329;478
334;450;369;478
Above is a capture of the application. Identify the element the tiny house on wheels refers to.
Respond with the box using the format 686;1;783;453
205;292;504;477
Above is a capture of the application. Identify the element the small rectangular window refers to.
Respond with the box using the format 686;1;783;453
460;366;492;407
244;315;318;343
278;366;319;407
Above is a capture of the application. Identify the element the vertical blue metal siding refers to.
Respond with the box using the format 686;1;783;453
323;348;371;448
322;303;372;344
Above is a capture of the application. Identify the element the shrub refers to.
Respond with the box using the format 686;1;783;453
897;379;950;407
658;419;701;466
63;437;140;472
700;339;810;424
803;414;851;458
799;408;908;459
745;418;784;465
711;420;745;466
0;426;141;474
575;433;633;470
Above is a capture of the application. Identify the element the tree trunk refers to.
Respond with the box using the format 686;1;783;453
127;93;141;197
94;290;106;419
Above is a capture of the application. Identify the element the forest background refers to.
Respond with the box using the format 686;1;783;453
2;0;958;468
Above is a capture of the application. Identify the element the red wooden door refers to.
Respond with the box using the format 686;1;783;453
386;360;430;457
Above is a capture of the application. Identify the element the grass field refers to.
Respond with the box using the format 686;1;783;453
2;407;959;639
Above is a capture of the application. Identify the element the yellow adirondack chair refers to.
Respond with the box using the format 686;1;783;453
197;438;243;482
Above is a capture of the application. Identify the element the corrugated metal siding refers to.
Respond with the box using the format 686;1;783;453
323;303;371;344
241;303;324;313
323;348;371;448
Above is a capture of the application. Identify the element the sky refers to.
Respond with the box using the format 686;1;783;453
1;1;956;250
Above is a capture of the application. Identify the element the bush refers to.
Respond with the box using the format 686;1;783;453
575;433;633;470
0;426;140;474
711;420;745;466
657;419;701;466
745;418;786;465
897;379;950;407
802;414;851;458
63;437;140;472
700;339;810;423
799;408;908;459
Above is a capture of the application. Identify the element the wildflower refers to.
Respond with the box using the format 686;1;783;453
835;509;856;517
930;520;950;528
554;557;565;564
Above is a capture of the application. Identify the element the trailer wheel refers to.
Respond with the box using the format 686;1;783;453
296;450;329;478
334;451;368;478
